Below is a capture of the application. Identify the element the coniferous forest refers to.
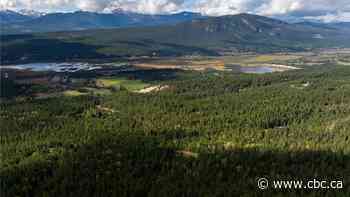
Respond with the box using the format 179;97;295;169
1;58;350;196
1;5;350;196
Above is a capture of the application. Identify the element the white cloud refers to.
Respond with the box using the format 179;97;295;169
76;0;110;11
0;0;18;10
104;0;186;14
191;0;256;16
1;0;350;21
1;0;187;13
257;0;303;16
0;0;74;11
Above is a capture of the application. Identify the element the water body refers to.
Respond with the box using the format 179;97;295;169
1;62;104;73
239;66;275;74
226;65;275;74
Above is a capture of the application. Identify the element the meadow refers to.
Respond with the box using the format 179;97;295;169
1;52;350;196
96;77;149;91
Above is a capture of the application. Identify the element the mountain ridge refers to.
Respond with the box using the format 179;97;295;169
1;10;207;34
2;9;350;34
17;9;46;17
0;10;33;24
2;13;350;64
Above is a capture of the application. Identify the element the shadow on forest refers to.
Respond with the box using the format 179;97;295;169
0;34;35;42
66;68;181;83
118;39;219;56
116;69;181;82
1;133;349;197
1;38;109;64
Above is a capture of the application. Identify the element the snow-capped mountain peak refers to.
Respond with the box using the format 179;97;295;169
18;9;46;17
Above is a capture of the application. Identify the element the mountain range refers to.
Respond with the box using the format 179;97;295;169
0;10;206;34
2;9;350;35
2;13;350;64
0;10;33;24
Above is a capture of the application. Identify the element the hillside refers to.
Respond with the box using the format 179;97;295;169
330;22;350;30
1;11;206;34
2;13;350;64
0;10;33;24
2;52;350;196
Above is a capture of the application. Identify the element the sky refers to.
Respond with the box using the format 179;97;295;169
1;0;350;22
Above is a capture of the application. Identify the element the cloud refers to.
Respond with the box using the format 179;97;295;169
257;0;303;16
191;0;257;16
104;0;186;14
1;0;350;21
0;0;75;11
0;0;187;13
76;0;110;11
0;0;19;10
256;0;350;17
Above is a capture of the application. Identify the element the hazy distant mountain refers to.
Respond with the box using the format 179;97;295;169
294;21;338;30
2;13;349;63
102;13;347;51
277;16;350;31
295;21;350;32
1;10;206;34
330;22;350;30
3;9;349;35
0;10;33;24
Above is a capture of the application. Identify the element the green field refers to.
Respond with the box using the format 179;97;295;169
96;77;149;91
63;90;88;97
1;57;350;196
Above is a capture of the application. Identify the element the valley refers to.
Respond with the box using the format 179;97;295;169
2;13;350;66
1;9;350;197
2;49;350;196
2;49;350;102
2;51;340;100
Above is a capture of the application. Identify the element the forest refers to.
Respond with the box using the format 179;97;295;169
1;53;350;196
